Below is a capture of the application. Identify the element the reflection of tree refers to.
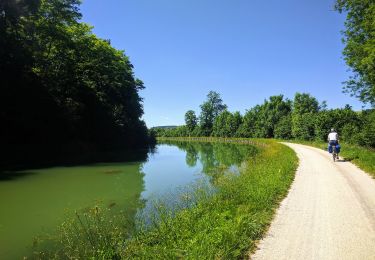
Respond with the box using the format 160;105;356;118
185;145;198;167
213;143;257;167
159;141;257;177
191;143;215;173
213;143;242;166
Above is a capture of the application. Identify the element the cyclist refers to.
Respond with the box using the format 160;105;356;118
327;128;339;158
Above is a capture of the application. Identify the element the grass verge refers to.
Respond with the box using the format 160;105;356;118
38;139;298;259
123;139;298;259
286;140;375;178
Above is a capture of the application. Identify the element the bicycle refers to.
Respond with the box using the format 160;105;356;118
332;144;338;162
331;145;337;162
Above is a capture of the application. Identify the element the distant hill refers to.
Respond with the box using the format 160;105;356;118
152;125;178;129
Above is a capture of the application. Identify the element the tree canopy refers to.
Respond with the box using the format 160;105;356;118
199;91;227;136
1;0;153;169
335;0;375;106
185;110;198;133
156;91;375;148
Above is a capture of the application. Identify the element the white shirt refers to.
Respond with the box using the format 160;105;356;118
328;132;338;141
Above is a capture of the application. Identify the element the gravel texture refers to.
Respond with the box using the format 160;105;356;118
251;143;375;260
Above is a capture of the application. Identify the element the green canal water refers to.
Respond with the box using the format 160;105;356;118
0;141;256;259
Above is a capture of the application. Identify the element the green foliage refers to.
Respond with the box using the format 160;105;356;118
156;91;375;149
335;0;375;106
314;106;361;141
234;95;291;138
155;126;190;138
199;91;227;136
1;0;153;169
292;113;316;140
355;110;375;147
184;110;198;133
341;123;361;144
250;95;292;138
212;110;242;137
236;109;256;138
291;93;319;140
274;115;293;139
232;111;244;137
292;92;319;114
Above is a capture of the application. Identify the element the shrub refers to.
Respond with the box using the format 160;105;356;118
274;115;292;139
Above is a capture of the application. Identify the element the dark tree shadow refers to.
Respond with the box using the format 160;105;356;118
0;171;37;181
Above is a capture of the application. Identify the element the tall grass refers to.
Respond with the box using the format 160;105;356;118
37;139;298;259
33;207;136;259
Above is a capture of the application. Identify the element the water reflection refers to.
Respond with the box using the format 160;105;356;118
140;141;257;204
0;141;256;259
137;141;257;226
159;140;257;174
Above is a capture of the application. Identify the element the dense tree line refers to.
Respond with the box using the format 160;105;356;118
155;0;375;148
1;0;154;169
154;91;375;148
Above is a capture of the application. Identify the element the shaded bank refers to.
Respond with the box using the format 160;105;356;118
0;0;155;172
0;144;155;173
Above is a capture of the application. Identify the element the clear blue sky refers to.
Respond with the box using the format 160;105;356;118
80;0;364;127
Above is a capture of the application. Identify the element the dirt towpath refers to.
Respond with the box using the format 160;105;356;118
251;143;375;260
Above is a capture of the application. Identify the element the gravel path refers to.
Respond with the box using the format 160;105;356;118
251;143;375;260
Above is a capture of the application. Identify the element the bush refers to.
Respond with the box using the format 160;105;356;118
357;110;375;147
274;116;292;139
292;113;316;140
341;123;361;144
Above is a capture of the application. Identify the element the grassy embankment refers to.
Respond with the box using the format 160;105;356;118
40;138;298;259
287;140;375;178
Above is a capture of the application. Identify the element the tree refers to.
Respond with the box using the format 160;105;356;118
237;109;256;138
360;110;375;147
335;0;375;106
292;93;319;140
185;143;198;167
292;114;316;140
314;106;360;141
1;0;153;169
212;110;233;137
256;95;291;138
231;111;243;137
274;115;293;139
293;93;319;114
184;110;197;133
199;91;227;136
237;95;291;138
